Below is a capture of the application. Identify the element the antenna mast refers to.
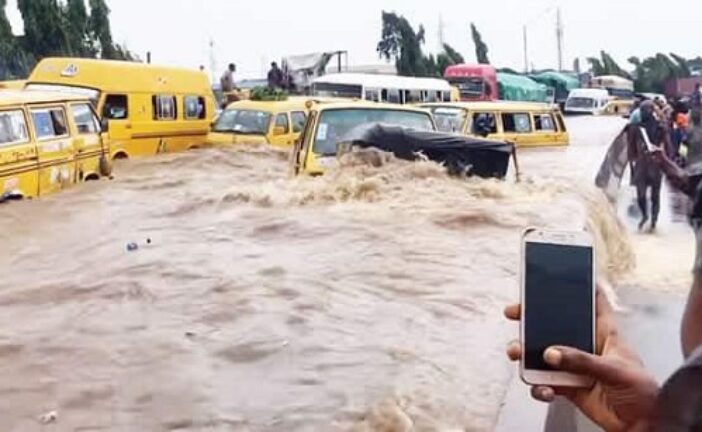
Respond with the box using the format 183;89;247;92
209;39;217;84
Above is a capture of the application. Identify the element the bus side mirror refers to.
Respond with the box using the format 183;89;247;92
101;118;110;133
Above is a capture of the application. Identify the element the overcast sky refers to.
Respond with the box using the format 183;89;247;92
5;0;702;80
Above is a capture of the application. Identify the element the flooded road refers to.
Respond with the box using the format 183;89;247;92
0;116;689;431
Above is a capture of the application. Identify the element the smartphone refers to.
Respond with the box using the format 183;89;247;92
520;229;596;388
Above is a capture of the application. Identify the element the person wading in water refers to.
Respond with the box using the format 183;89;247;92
628;100;670;232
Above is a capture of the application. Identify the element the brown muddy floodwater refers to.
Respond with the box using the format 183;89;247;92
0;116;683;432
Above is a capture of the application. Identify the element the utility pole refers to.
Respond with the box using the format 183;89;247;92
209;39;217;84
556;8;564;71
523;25;529;73
438;14;445;50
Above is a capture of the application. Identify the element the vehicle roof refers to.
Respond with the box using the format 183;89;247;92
0;89;87;105
568;88;610;96
421;101;558;111
312;73;452;91
27;57;212;94
313;100;433;114
224;98;311;111
0;80;27;89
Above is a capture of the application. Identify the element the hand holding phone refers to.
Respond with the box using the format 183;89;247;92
520;229;596;388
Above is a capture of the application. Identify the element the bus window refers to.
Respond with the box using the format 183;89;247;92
184;95;206;120
275;113;289;133
291;111;307;133
31;107;68;139
0;110;29;145
425;91;438;103
471;112;497;136
365;89;380;102
71;104;100;134
502;113;532;133
152;95;177;120
406;90;422;104
384;89;401;104
534;113;555;131
442;91;452;102
103;94;128;120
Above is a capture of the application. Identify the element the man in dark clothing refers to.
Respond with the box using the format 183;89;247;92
627;101;669;231
267;62;283;89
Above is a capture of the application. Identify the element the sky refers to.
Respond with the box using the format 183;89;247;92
5;0;702;80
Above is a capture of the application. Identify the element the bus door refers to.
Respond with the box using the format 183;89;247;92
0;108;38;199
30;105;77;195
100;93;132;158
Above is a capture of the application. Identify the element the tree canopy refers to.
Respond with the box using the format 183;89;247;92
471;23;490;65
377;11;468;77
0;0;135;79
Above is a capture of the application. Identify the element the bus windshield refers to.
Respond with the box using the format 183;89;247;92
428;107;466;133
567;97;596;108
212;109;271;134
25;84;100;107
313;108;435;156
448;78;484;99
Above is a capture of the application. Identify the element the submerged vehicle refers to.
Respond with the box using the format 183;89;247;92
208;99;309;147
0;90;111;202
26;58;216;159
497;73;550;104
564;88;611;115
422;101;569;148
291;100;437;175
337;123;517;179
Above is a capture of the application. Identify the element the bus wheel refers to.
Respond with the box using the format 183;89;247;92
113;152;129;160
99;156;113;176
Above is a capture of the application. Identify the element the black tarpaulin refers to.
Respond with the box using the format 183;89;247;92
339;123;516;179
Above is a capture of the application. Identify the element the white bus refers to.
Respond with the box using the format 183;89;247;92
590;75;635;100
565;88;611;115
311;73;454;104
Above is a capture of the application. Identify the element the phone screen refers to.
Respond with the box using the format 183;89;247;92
524;242;594;371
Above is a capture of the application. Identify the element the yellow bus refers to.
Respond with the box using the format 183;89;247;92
422;101;569;148
0;80;27;90
25;58;215;159
1;90;111;201
291;100;437;176
208;98;311;148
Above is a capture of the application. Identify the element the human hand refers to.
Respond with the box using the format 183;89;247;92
504;290;660;432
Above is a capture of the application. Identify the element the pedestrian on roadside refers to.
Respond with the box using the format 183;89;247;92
267;62;284;89
504;145;702;430
692;83;702;109
221;63;237;93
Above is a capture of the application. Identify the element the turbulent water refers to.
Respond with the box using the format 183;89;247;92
0;116;686;432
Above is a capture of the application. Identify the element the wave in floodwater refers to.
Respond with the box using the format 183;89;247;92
0;131;636;431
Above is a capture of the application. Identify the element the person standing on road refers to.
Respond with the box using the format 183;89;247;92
267;62;283;89
505;147;702;430
221;63;237;93
627;101;669;231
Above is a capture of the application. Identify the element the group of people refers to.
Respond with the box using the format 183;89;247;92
627;93;702;232
219;61;292;94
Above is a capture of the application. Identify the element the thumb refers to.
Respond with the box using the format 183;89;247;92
544;346;629;385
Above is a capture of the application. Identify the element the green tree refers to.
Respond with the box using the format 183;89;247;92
65;0;93;56
436;43;465;77
377;11;429;76
0;0;29;78
470;23;490;64
587;51;629;78
88;0;116;59
628;53;691;93
17;0;70;58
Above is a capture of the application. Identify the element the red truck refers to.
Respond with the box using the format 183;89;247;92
444;64;498;102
